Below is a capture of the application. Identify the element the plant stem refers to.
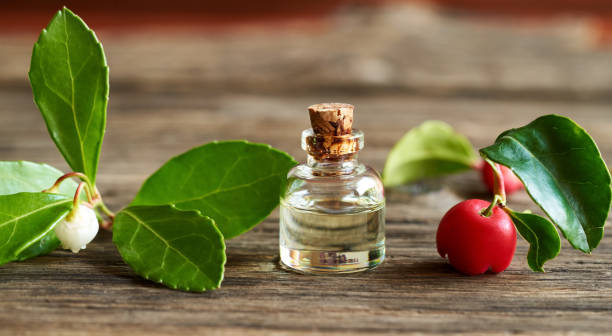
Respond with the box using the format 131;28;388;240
479;158;508;217
91;187;115;231
82;184;96;204
97;201;115;220
44;172;92;191
484;158;506;204
481;194;503;217
94;200;115;231
501;206;514;216
72;182;88;208
99;218;113;231
45;172;116;230
470;159;485;171
94;209;103;222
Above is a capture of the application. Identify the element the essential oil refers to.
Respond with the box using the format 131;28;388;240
279;103;385;273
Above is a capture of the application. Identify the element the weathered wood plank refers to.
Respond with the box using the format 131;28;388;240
1;87;611;335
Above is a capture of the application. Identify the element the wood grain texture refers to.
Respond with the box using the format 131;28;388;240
0;4;611;335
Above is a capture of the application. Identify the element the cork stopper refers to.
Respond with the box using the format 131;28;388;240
304;103;361;159
308;103;354;136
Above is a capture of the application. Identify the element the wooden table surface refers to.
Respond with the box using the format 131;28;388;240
0;4;611;335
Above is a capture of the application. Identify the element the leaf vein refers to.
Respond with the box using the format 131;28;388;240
80;75;100;142
502;135;587;245
128;224;141;245
121;210;212;283
515;216;541;268
215;157;243;189
0;199;71;230
62;12;88;176
0;218;19;250
176;174;281;205
39;78;72;107
72;51;94;79
0;174;44;192
160;246;169;271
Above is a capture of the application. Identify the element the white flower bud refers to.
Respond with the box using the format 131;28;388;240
55;204;99;253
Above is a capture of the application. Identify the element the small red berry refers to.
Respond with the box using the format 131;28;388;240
436;199;517;275
481;163;523;195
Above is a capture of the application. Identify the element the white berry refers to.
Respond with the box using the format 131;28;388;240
54;204;99;253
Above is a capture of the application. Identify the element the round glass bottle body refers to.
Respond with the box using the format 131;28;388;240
280;129;385;274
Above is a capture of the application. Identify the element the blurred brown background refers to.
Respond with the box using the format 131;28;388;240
3;0;612;42
3;0;611;175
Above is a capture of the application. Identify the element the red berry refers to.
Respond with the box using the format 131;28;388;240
436;199;517;275
481;162;523;195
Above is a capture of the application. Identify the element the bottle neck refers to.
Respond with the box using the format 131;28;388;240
306;154;359;175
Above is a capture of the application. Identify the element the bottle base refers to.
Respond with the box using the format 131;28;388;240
279;245;385;274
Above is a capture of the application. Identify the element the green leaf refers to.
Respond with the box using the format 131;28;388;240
131;141;297;239
481;115;611;253
0;193;72;265
383;121;479;187
16;230;61;261
0;161;79;196
508;210;561;272
29;7;109;184
113;205;225;292
0;161;81;259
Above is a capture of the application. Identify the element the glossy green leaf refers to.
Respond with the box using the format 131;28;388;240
131;141;297;239
508;210;561;272
29;7;109;184
0;161;79;196
0;193;72;265
16;230;61;261
113;205;225;292
481;115;611;253
383;121;479;187
0;161;81;259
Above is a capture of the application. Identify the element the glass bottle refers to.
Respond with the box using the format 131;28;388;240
280;103;385;274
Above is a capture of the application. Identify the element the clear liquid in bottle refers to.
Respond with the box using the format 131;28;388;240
279;200;385;273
